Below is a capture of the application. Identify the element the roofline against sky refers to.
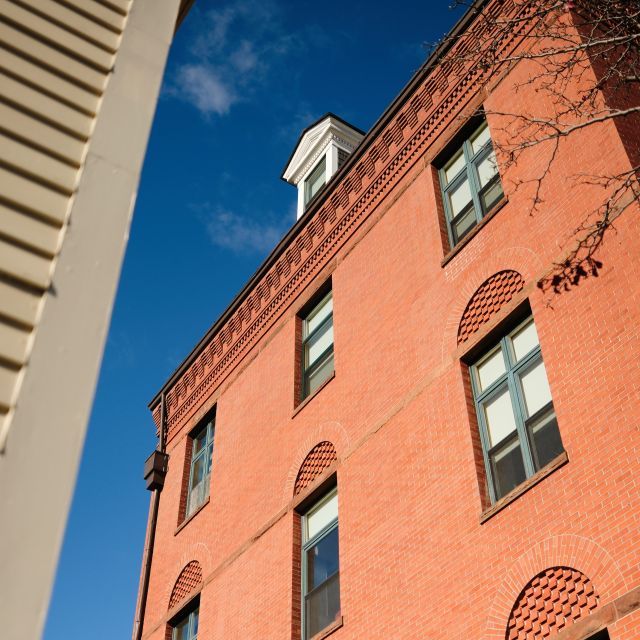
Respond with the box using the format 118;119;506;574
149;0;489;411
176;0;195;31
279;112;367;181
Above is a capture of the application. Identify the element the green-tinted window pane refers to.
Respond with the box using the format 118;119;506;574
306;352;334;396
305;492;338;541
444;148;465;184
305;320;333;367
305;158;326;205
306;526;339;591
481;177;503;212
191;609;199;639
191;455;205;486
192;427;208;455
476;150;498;187
491;437;527;499
305;294;332;336
453;205;477;241
483;387;517;446
173;617;189;640
529;409;563;470
470;121;491;154
448;176;472;216
306;572;340;639
206;441;213;473
476;346;506;391
511;319;539;361
173;608;198;640
520;359;552;417
188;455;209;515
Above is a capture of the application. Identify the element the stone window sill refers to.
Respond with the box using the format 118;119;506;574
441;196;508;268
309;616;343;640
480;450;568;524
175;497;210;536
292;371;335;418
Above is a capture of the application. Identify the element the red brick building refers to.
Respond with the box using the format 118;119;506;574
133;3;640;640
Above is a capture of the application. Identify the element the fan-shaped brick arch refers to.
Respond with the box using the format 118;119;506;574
458;270;525;345
294;441;337;495
168;560;203;610
506;567;599;640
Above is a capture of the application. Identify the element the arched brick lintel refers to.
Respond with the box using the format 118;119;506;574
440;245;543;363
457;270;525;345
483;535;628;640
282;421;349;501
168;560;203;611
163;543;212;612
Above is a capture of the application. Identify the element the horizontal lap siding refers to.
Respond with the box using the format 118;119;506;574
0;0;130;429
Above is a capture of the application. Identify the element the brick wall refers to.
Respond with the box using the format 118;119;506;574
137;4;640;640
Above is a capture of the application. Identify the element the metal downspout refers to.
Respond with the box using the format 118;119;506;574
132;392;168;640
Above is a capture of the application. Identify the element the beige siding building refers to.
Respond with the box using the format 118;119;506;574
0;1;191;637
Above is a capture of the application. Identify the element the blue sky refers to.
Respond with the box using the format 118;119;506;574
43;2;462;637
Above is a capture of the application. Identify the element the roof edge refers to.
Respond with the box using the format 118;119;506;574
149;0;488;411
280;112;366;182
175;0;195;31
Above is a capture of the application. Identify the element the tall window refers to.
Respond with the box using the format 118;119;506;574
439;119;504;247
302;489;340;640
304;157;326;208
171;604;199;640
470;316;563;502
301;290;334;399
186;415;215;518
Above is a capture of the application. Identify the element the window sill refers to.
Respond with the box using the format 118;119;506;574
480;450;568;524
309;615;343;640
441;196;508;268
292;371;335;418
175;497;210;536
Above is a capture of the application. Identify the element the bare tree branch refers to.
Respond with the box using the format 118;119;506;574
428;0;640;291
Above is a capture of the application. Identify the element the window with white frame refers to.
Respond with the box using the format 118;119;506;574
439;119;504;247
470;316;564;502
302;489;340;640
301;290;334;400
186;415;215;518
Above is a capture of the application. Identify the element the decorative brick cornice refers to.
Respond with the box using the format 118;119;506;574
152;0;536;441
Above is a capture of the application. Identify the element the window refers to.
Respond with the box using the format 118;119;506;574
439;119;504;247
171;604;199;640
304;156;326;207
301;290;334;400
470;316;563;503
302;489;340;640
186;415;215;518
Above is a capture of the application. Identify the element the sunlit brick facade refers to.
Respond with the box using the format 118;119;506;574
134;3;640;640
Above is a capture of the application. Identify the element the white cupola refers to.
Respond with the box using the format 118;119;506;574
281;113;365;220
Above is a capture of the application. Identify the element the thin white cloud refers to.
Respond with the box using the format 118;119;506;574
204;207;289;255
169;0;313;118
230;40;258;74
174;64;236;116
